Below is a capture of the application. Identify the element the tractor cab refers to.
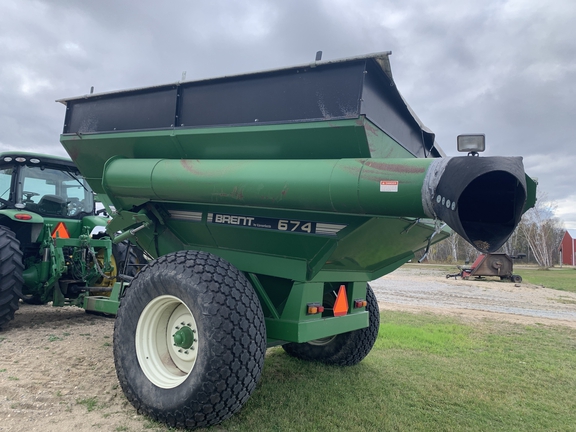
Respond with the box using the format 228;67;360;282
0;152;95;219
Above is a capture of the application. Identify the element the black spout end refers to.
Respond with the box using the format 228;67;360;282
426;157;527;253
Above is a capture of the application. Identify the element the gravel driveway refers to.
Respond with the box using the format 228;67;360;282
371;264;576;328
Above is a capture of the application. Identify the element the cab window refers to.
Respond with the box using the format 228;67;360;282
0;168;13;207
18;165;94;217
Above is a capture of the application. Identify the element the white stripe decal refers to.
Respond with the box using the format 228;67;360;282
169;210;203;222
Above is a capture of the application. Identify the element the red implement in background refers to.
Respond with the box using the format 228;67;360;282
446;253;524;283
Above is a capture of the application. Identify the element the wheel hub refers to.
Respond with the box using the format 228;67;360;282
173;324;195;349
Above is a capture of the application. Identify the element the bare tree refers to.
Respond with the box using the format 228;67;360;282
519;193;564;268
447;231;459;263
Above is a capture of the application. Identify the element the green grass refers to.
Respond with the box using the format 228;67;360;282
197;312;576;432
77;397;99;412
516;267;576;292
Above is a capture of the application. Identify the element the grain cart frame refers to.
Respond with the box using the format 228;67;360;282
57;52;536;429
0;152;143;328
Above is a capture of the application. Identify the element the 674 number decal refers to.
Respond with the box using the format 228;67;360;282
207;213;346;237
278;220;312;233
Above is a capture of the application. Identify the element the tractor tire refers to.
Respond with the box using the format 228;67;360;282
0;226;24;329
282;283;379;366
113;250;266;430
91;241;147;295
93;233;147;274
114;241;147;278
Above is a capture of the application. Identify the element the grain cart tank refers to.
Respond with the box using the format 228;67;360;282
58;52;536;429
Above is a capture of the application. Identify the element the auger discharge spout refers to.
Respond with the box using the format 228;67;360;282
101;155;529;254
422;156;528;253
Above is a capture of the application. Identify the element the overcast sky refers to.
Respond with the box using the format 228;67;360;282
1;0;575;228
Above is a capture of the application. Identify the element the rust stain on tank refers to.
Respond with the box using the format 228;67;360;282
258;195;280;204
180;159;247;177
257;185;290;204
363;160;426;174
212;186;244;201
363;122;380;137
335;160;363;176
181;159;202;174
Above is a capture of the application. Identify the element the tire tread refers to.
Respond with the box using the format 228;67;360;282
0;226;24;329
114;250;265;430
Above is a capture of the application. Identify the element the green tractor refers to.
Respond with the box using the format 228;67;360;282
0;152;141;328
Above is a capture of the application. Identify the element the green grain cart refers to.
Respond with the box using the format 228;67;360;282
55;52;536;429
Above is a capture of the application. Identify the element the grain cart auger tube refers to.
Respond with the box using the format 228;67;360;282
0;152;145;329
57;52;537;429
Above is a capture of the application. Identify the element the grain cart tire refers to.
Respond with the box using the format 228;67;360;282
282;283;379;366
113;250;266;430
0;226;24;328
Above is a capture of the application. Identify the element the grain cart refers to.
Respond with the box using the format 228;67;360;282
0;152;145;328
57;52;537;429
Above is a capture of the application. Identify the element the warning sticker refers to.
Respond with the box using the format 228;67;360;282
380;180;399;192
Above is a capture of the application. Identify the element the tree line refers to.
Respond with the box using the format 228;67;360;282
419;194;565;268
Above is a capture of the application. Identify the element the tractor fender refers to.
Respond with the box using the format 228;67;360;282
0;209;44;224
0;210;44;244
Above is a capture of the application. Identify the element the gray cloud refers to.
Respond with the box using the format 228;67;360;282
1;0;575;227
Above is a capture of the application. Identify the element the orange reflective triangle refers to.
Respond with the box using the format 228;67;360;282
333;285;349;317
51;222;70;239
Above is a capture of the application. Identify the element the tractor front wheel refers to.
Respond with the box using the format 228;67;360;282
113;250;266;430
0;226;24;329
282;283;380;366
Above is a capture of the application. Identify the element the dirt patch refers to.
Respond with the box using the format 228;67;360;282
0;306;146;432
1;265;575;431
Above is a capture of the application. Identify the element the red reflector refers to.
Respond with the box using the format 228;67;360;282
354;299;368;308
15;213;32;220
51;222;70;239
333;285;349;317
